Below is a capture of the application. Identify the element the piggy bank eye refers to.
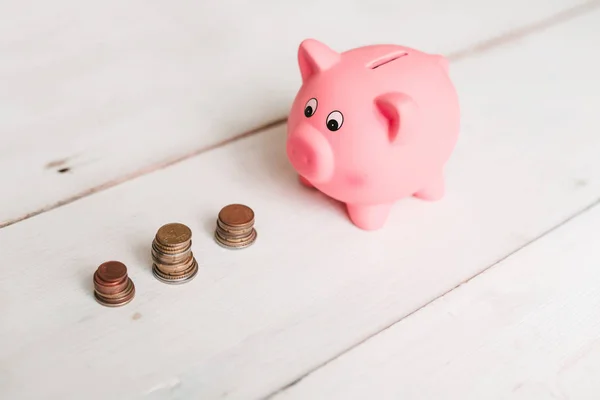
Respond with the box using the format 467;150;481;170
304;98;318;118
326;111;344;131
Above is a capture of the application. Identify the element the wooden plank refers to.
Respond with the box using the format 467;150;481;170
274;197;600;400
1;7;600;400
1;0;597;226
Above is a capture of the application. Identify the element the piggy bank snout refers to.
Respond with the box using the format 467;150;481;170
286;126;334;184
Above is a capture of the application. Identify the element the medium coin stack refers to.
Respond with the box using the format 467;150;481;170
214;204;257;249
151;222;198;285
93;261;135;307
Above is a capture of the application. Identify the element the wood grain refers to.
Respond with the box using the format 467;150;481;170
274;197;600;400
1;0;596;226
1;4;600;400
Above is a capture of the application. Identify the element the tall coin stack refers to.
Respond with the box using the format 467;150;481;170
214;204;257;249
93;261;135;307
152;222;198;285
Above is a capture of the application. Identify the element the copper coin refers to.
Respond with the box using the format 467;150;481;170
94;275;129;295
152;261;198;285
95;279;135;300
218;219;253;231
94;271;127;287
218;204;254;228
156;223;192;246
152;239;192;255
95;288;135;307
215;229;254;243
96;261;127;283
152;239;191;254
94;279;135;307
151;245;192;265
155;258;196;277
216;219;253;235
157;261;197;279
215;225;252;239
151;251;190;267
214;228;257;249
153;254;196;274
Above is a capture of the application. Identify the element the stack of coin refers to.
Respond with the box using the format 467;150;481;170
93;261;135;307
151;222;198;285
214;204;257;249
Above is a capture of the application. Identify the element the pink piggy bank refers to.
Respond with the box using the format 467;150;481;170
286;39;460;230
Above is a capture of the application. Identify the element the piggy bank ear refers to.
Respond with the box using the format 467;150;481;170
374;92;419;145
298;39;341;82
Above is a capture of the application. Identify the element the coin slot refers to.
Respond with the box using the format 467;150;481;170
57;167;70;174
367;51;408;69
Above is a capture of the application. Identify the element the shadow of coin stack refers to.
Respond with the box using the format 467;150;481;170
214;204;257;249
93;261;135;307
151;222;198;285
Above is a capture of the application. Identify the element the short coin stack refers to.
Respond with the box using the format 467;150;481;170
93;261;135;307
214;204;257;249
152;222;198;285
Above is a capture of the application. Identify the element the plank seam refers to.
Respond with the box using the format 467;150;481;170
0;118;286;228
262;196;600;399
2;0;599;230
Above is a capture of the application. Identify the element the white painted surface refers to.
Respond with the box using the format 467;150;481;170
275;201;600;400
0;0;596;225
1;7;600;398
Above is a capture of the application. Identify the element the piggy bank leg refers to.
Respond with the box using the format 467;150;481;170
298;175;314;188
346;203;393;231
414;175;445;201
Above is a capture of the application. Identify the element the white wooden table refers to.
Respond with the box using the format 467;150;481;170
1;1;600;399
